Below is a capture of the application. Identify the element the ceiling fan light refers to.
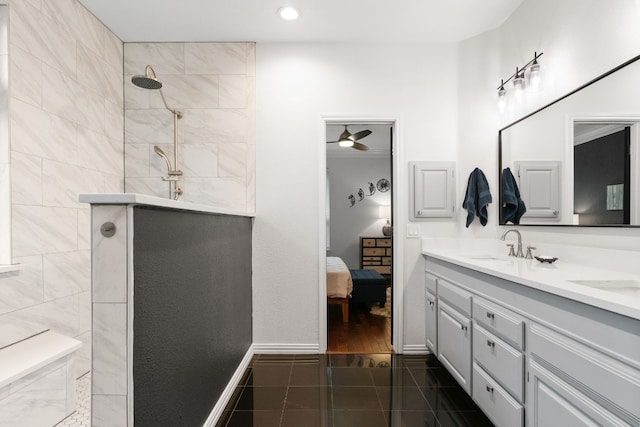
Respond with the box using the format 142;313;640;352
277;6;299;20
339;139;354;147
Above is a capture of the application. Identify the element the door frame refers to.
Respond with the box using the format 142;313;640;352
318;115;404;353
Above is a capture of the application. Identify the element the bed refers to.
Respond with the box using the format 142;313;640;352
327;257;353;322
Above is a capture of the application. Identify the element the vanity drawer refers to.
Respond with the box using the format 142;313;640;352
425;273;437;294
473;324;523;402
438;278;472;317
530;324;640;420
473;298;524;350
473;363;524;427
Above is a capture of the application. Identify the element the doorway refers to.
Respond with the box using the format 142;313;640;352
324;121;394;353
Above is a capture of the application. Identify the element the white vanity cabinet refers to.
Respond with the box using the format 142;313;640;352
425;273;438;354
472;298;525;427
436;278;472;394
424;255;640;427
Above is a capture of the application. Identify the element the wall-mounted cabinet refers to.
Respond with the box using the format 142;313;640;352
410;162;455;219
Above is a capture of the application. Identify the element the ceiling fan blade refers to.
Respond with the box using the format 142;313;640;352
350;129;372;141
352;142;369;151
326;140;340;144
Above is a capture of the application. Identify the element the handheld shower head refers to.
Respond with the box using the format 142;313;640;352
153;145;172;173
131;65;162;90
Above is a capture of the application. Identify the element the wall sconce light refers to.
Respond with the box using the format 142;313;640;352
497;52;543;111
379;205;391;236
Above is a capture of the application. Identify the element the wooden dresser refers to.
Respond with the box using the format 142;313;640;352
360;236;392;278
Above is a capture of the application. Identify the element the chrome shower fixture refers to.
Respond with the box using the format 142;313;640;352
132;65;184;199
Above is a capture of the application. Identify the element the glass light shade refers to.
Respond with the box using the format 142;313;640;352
528;62;542;92
513;74;525;103
277;6;299;20
497;87;507;113
379;205;391;219
338;139;354;147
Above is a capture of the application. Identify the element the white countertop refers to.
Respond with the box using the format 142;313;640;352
422;238;640;321
79;193;255;217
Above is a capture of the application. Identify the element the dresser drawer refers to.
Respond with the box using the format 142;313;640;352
473;298;524;350
438;278;472;317
473;363;524;427
377;238;392;247
363;248;386;256
473;324;524;402
362;238;376;247
381;257;391;265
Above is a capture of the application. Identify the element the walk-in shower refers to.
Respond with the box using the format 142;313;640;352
131;65;184;199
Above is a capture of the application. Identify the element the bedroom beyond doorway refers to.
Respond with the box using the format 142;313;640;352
325;122;394;354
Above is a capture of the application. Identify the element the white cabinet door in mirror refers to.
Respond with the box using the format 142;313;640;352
514;161;560;220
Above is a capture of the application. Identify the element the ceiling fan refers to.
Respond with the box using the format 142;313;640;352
327;125;372;151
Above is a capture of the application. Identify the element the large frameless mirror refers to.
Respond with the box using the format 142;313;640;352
499;54;640;227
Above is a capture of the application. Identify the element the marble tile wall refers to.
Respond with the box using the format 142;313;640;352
0;5;10;265
123;42;256;212
0;0;124;378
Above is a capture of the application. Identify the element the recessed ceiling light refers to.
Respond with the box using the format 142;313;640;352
277;6;299;20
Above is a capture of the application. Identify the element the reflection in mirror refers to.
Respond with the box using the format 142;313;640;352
499;54;640;226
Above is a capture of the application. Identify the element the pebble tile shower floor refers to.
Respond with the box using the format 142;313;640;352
216;354;494;427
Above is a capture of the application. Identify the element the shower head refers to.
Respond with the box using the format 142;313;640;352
132;65;162;90
153;145;172;173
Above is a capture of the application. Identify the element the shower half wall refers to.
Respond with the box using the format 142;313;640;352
82;194;253;426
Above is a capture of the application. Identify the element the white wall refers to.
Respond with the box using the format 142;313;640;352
0;0;124;376
327;157;391;269
254;43;459;351
459;0;640;253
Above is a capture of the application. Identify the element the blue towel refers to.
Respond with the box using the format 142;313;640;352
501;167;526;224
462;168;492;228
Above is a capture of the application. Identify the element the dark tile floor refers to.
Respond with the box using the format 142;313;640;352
216;353;495;427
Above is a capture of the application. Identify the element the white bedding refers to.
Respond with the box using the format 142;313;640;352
327;257;353;298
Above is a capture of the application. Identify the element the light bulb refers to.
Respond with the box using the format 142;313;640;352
338;139;354;147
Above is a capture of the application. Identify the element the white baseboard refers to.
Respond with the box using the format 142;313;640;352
252;343;320;354
401;344;429;354
202;344;255;427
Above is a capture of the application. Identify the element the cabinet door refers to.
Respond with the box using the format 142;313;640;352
437;299;471;394
410;161;455;219
527;361;633;427
425;289;437;354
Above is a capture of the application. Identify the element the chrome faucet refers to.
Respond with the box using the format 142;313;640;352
500;229;524;258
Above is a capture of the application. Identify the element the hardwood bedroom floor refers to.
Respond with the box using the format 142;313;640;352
327;301;393;354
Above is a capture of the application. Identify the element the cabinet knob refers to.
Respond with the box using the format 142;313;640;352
460;325;468;331
428;301;434;306
486;312;495;319
487;339;495;348
486;385;494;393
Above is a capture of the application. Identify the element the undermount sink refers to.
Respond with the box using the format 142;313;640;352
568;279;640;288
568;279;640;298
463;255;508;261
